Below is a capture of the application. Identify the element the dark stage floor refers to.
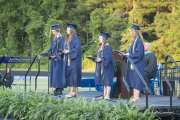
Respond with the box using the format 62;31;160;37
54;91;180;110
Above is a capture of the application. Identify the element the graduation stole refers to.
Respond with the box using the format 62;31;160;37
132;37;138;54
64;39;71;66
55;34;62;50
98;44;107;76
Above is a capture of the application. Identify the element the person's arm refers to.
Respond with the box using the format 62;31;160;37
129;39;144;64
70;36;81;60
144;55;150;73
55;37;64;60
40;40;53;57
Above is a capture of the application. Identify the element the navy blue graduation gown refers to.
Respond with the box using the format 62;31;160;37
126;36;145;92
95;44;114;86
49;36;66;88
64;34;82;87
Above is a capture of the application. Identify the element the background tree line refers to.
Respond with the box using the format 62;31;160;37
0;0;179;70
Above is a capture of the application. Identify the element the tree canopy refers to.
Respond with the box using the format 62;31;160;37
0;0;179;63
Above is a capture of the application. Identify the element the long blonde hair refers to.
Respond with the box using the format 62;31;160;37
133;29;144;42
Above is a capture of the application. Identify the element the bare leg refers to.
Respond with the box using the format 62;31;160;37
103;86;107;98
133;89;140;101
72;87;77;96
68;87;72;95
75;87;78;95
66;87;76;97
106;86;111;98
104;86;111;100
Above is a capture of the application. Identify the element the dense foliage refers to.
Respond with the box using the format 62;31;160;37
0;88;157;120
0;0;179;67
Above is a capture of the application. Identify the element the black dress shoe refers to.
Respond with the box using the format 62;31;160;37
54;88;63;96
94;95;104;100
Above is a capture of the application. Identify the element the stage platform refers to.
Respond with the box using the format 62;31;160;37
57;91;180;108
53;91;180;119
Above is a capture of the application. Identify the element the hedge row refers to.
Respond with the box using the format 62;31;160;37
0;88;157;120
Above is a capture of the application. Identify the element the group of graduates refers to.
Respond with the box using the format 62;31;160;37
44;22;155;102
43;23;81;98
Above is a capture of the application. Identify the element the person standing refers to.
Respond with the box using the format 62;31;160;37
144;43;157;82
64;23;82;98
95;32;114;100
48;23;65;96
126;24;145;102
144;43;157;95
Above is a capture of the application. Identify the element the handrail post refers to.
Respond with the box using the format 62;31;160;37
24;56;37;92
164;57;173;111
35;58;40;91
48;59;50;94
165;77;173;111
146;90;149;109
2;64;8;90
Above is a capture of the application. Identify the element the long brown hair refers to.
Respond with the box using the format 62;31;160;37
66;28;76;43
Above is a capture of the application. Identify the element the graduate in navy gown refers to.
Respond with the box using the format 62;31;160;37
95;32;114;100
126;24;145;102
63;23;82;98
48;23;66;96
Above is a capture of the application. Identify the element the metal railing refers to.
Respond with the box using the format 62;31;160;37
0;56;41;91
160;60;180;110
24;56;40;91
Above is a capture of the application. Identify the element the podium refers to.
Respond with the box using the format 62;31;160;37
112;51;130;98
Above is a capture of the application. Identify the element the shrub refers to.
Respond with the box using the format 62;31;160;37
0;88;157;120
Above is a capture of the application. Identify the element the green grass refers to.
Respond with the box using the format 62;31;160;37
12;77;96;94
0;88;157;120
12;77;49;92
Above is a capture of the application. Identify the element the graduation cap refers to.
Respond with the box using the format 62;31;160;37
51;23;60;30
99;32;110;40
131;24;140;30
67;23;77;29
